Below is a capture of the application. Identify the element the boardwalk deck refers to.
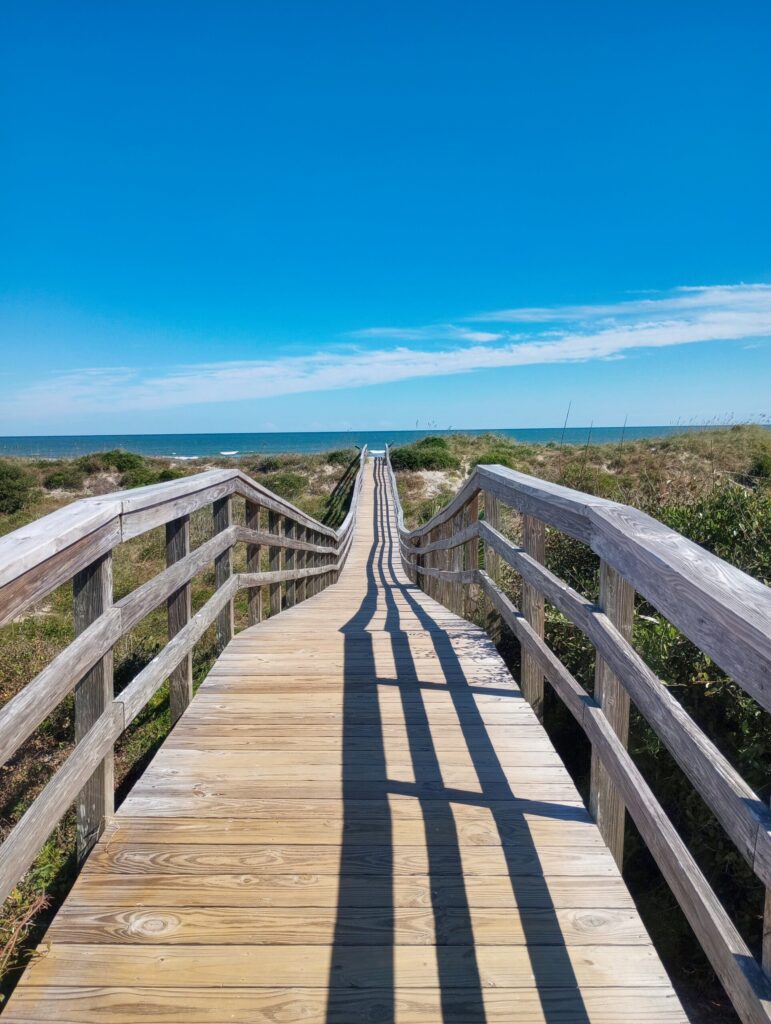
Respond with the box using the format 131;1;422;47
4;460;687;1023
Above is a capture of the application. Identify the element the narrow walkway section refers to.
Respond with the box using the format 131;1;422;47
5;460;686;1022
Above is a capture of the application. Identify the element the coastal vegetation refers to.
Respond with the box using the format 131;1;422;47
392;424;771;1021
0;426;769;1017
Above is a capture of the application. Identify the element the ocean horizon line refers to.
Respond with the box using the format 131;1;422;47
0;423;762;460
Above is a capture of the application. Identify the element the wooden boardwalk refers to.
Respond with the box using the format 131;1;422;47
4;460;686;1022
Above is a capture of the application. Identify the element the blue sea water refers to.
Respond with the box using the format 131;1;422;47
0;425;723;459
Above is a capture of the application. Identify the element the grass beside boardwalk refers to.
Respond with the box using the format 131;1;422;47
0;446;359;1002
393;425;771;1022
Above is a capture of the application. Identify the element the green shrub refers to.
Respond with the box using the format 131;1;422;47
75;454;107;474
119;465;158;489
261;471;306;501
471;446;516;469
43;465;86;491
390;436;459;471
156;468;185;483
0;461;37;514
326;448;356;466
749;452;771;480
102;449;145;473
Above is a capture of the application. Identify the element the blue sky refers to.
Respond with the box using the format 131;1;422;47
1;1;770;434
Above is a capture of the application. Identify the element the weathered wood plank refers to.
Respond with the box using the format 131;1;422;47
212;496;234;651
244;500;262;627
589;561;634;868
268;510;282;615
0;985;689;1023
520;514;545;721
47;905;650;946
19;942;673;989
166;515;192;724
73;552;115;861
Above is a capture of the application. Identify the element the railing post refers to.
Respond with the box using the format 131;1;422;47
521;514;546;720
166;515;192;724
297;525;307;603
438;522;448;607
412;535;421;587
464;493;479;619
450;510;462;615
269;511;283;614
213;496;233;652
427;527;436;600
332;532;339;586
245;500;262;626
73;551;114;862
590;561;635;868
484;491;501;641
315;532;323;595
285;519;297;607
320;535;329;593
764;850;771;979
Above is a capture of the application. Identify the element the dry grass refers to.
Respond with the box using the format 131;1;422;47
395;425;771;528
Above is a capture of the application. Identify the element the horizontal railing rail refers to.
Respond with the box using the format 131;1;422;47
0;446;367;906
384;445;771;1024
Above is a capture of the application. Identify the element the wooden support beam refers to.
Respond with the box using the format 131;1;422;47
485;491;501;641
268;511;283;614
464;493;479;620
285;520;297;607
521;514;545;720
245;500;262;627
296;525;307;603
764;828;771;979
212;497;234;652
166;515;192;724
590;561;635;868
73;552;114;862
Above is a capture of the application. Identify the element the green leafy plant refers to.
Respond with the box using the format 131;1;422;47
390;436;460;471
0;462;37;515
43;465;85;491
326;448;356;466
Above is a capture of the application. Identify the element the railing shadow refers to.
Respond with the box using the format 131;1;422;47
326;459;591;1022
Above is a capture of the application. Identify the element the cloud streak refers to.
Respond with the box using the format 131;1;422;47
3;284;770;422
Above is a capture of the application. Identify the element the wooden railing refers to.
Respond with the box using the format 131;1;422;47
384;445;771;1024
0;447;367;903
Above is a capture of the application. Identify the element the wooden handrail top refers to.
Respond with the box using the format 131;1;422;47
0;468;337;586
0;456;373;630
394;460;771;713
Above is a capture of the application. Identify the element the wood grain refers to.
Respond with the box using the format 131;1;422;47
589;561;634;868
3;458;686;1024
166;515;192;724
73;551;114;861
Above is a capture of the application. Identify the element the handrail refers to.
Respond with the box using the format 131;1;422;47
395;461;771;713
0;446;367;906
384;444;771;1024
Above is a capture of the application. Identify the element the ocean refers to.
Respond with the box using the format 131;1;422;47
0;425;717;459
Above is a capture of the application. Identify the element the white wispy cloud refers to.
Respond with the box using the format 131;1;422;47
3;283;770;422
